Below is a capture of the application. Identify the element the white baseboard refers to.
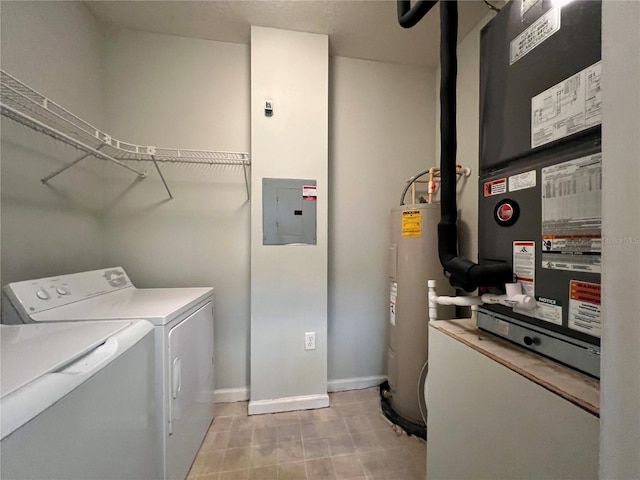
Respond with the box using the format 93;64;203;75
214;386;250;403
248;393;330;415
327;375;387;393
214;376;386;405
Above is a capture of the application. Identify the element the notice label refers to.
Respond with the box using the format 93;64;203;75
569;280;601;337
402;210;422;238
516;295;563;325
302;185;317;201
532;61;602;148
542;153;602;273
390;282;397;326
533;297;563;325
513;241;535;297
509;170;537;192
510;7;561;65
484;178;507;197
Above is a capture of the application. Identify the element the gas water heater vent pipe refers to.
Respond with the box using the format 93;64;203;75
398;0;513;292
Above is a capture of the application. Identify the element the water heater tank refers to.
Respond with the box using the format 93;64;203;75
386;203;454;428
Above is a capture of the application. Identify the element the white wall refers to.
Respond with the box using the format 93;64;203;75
328;56;436;384
250;27;329;410
0;1;106;285
99;27;251;391
600;1;640;478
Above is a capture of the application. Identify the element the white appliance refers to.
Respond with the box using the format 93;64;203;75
2;267;215;480
1;320;158;480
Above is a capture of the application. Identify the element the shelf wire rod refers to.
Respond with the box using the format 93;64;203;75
150;155;174;201
42;144;105;184
121;157;250;166
0;103;147;179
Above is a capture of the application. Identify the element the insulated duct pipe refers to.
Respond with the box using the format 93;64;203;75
397;0;438;28
398;0;512;292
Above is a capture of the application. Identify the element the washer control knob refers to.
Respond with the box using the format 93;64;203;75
36;288;50;300
523;336;539;346
56;287;70;296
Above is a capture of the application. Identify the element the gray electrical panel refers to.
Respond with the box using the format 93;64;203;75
262;178;317;245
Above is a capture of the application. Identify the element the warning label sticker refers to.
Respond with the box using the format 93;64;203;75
390;282;397;326
484;178;507;197
542;153;602;273
532;61;602;148
509;170;536;192
302;185;317;201
569;280;601;337
513;241;535;297
511;7;561;65
402;210;422;238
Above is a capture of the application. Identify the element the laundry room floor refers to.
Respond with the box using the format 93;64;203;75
188;388;427;480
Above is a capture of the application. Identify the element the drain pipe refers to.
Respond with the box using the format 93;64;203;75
398;0;512;292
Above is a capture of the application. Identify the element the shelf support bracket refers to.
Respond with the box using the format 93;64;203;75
151;155;174;201
243;163;251;202
41;144;105;184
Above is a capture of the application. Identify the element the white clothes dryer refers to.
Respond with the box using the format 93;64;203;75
2;267;215;480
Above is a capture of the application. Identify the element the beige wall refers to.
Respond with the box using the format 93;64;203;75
600;1;640;477
0;1;106;285
328;56;436;384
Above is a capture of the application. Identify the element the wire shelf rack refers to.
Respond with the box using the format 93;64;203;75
0;70;251;200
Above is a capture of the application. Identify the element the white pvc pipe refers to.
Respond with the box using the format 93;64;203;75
428;280;536;323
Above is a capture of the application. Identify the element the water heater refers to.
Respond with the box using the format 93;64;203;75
384;203;453;435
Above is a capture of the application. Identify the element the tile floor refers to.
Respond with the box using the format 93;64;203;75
187;388;426;480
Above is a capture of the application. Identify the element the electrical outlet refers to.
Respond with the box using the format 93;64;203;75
305;332;316;350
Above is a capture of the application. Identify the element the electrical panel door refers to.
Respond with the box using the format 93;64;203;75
262;178;317;245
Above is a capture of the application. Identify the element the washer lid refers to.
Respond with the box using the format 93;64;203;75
28;287;214;326
0;321;131;398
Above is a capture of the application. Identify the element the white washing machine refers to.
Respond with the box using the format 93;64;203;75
1;320;158;480
2;267;215;480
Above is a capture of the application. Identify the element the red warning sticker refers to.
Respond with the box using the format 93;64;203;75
569;280;601;337
484;178;507;197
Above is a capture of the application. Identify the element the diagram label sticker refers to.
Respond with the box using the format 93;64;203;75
484;178;507;197
509;170;536;192
510;7;561;65
532;61;602;148
569;280;601;337
542;153;602;273
513;241;535;297
402;210;422;238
